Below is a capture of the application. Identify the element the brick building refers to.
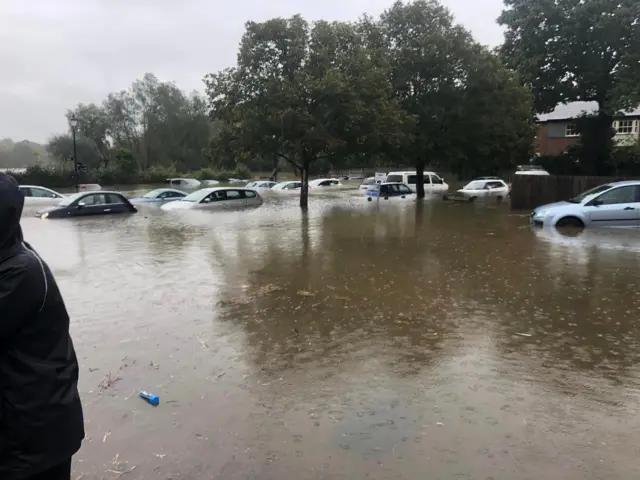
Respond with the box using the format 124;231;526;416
535;102;640;156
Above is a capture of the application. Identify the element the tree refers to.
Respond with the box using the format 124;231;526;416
378;0;478;197
46;133;102;169
67;103;112;168
499;0;640;174
205;16;409;209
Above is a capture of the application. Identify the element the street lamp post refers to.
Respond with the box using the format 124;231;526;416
69;114;79;192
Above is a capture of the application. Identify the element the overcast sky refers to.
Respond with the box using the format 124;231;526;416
0;0;504;143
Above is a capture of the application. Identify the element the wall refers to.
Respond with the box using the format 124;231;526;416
534;124;579;155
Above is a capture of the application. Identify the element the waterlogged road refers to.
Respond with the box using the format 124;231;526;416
20;191;640;479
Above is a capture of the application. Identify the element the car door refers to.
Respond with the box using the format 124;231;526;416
74;193;108;216
224;189;247;209
584;185;640;227
104;193;130;214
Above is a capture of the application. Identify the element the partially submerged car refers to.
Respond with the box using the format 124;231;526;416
457;179;509;200
165;178;201;188
246;180;277;190
309;178;344;188
36;191;137;219
271;181;304;192
161;187;263;210
79;183;102;191
364;182;416;202
19;185;66;204
129;188;187;204
385;171;449;194
531;181;640;228
359;177;381;191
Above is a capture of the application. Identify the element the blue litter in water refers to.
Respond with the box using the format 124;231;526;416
139;391;160;406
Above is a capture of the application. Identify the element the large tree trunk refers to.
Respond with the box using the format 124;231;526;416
300;162;310;210
579;105;614;175
415;163;425;199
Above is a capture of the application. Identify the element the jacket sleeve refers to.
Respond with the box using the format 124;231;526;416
0;262;33;345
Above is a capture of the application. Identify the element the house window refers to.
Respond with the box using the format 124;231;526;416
614;120;635;135
565;123;579;137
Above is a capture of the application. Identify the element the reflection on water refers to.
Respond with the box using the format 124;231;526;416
19;193;640;480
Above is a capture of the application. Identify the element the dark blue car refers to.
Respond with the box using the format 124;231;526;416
129;188;187;204
36;191;137;218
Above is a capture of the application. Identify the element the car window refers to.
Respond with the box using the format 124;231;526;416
397;184;412;194
107;194;125;204
226;190;242;200
20;188;32;197
430;175;443;185
593;186;638;205
486;181;504;189
30;187;56;198
380;185;392;196
386;174;402;183
245;190;257;198
407;175;431;184
206;191;227;202
80;194;107;206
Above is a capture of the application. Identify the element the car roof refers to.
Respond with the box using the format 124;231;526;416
152;188;184;193
19;185;57;189
79;190;125;195
194;187;256;193
387;171;439;175
607;180;640;187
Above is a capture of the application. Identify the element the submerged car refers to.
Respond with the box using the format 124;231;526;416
531;181;640;228
161;187;263;210
271;181;304;192
385;171;449;194
129;188;187;204
19;185;66;204
309;178;344;188
79;183;102;191
201;179;221;186
165;178;201;188
246;180;277;190
359;177;381;191
36;191;137;219
457;179;509;200
364;182;416;202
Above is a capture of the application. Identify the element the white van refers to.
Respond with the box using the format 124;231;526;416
385;171;449;194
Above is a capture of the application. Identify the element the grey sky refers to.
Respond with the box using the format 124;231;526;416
0;0;504;143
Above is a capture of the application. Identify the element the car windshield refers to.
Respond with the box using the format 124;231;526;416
463;181;486;190
181;189;212;202
143;189;165;198
569;184;613;203
57;192;86;206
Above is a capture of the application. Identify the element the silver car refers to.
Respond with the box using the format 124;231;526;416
531;180;640;228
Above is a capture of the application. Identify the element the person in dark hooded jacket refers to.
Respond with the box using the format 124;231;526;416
0;173;84;480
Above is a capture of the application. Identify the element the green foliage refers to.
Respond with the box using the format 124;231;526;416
205;15;410;209
499;0;640;173
377;0;535;191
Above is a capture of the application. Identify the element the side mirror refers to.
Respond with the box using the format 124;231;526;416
203;198;211;203
589;199;603;207
77;202;85;209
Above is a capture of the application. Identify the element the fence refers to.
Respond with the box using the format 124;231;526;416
510;174;640;211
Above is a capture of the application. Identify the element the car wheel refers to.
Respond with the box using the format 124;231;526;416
556;216;584;228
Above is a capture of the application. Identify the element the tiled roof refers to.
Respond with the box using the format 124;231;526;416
537;101;640;122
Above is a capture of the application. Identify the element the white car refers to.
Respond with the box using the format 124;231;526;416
19;185;66;204
165;178;201;187
246;180;277;190
363;182;416;202
201;179;220;186
271;181;304;193
359;177;381;191
515;166;550;176
457;179;510;200
161;187;263;211
309;178;344;188
385;171;449;194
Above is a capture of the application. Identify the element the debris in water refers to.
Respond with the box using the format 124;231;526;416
103;431;111;443
515;332;532;337
139;391;160;406
98;370;122;391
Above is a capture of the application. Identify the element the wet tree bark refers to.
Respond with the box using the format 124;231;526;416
415;163;426;199
300;161;310;211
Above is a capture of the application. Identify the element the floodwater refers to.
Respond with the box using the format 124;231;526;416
20;189;640;480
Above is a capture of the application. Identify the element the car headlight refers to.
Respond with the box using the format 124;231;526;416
40;212;49;219
534;209;547;217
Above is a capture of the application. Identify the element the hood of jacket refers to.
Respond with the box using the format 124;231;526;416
0;173;24;258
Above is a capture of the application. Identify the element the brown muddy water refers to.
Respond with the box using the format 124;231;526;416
20;189;640;480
